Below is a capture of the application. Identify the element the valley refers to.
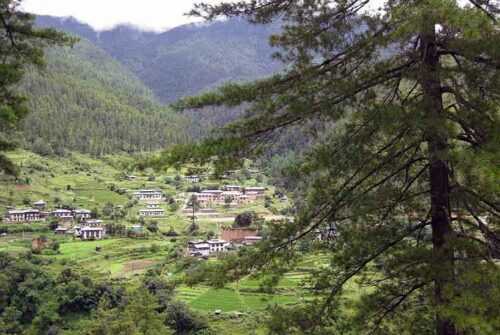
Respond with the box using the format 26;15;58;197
0;150;311;334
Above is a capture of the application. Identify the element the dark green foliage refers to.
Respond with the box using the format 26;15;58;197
146;221;159;234
233;211;257;228
19;38;192;156
0;0;71;175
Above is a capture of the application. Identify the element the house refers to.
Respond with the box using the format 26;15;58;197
80;226;105;240
146;203;160;209
224;185;242;192
73;209;91;221
221;228;259;243
185;175;200;183
51;209;74;221
139;208;165;217
187;240;210;257
133;189;164;201
244;187;266;195
208;239;230;253
195;190;224;207
74;220;105;240
5;209;43;223
55;227;68;235
195;189;252;208
187;239;230;257
33;200;46;210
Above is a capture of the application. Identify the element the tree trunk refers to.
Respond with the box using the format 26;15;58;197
420;17;458;335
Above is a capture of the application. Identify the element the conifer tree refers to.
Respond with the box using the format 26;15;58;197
172;1;500;334
0;0;72;174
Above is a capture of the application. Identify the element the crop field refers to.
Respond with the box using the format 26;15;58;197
177;286;300;313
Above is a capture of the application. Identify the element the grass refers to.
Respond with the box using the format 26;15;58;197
52;237;172;277
177;286;300;313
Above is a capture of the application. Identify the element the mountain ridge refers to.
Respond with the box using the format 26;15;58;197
35;15;282;103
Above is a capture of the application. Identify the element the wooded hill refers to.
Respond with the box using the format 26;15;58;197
16;16;280;156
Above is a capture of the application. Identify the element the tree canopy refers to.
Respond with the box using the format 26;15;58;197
0;0;72;174
170;1;500;334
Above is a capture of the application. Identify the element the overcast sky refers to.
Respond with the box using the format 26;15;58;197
23;0;468;32
22;0;218;32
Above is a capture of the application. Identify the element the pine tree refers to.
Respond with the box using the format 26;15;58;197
0;0;72;174
172;1;500;334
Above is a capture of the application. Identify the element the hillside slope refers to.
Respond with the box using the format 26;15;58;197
36;16;281;103
20;37;191;156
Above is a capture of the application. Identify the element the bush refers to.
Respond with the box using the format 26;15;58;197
233;211;257;228
146;221;159;234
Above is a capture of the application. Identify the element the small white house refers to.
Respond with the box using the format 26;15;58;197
187;239;229;257
185;175;200;183
139;208;165;217
133;189;164;201
73;209;92;220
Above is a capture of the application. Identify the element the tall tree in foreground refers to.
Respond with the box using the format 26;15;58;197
171;0;500;334
0;0;71;174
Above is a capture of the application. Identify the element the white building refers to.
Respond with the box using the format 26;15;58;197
80;226;105;240
5;209;43;223
33;200;46;210
185;175;200;183
51;209;74;220
73;209;92;220
74;220;105;240
187;240;210;257
133;189;164;201
139;208;165;217
224;185;242;192
187;239;229;257
146;203;160;209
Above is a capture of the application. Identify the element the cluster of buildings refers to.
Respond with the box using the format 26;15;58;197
3;200;92;224
194;186;266;208
3;200;106;240
187;227;262;258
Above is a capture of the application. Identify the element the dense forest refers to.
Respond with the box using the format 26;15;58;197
19;38;192;156
14;16;281;156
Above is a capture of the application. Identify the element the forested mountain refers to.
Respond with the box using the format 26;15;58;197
19;37;191;156
35;16;281;103
17;15;280;156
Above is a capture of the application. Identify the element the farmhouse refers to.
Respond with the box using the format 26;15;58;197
80;226;105;240
187;239;230;257
73;209;92;220
187;240;210;257
195;189;253;208
223;185;242;192
51;209;74;221
55;227;68;235
74;220;105;240
244;187;266;195
221;228;259;243
139;208;165;217
5;209;43;223
133;189;163;201
33;200;46;210
185;175;200;183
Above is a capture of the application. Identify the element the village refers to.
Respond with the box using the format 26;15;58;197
1;169;279;259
